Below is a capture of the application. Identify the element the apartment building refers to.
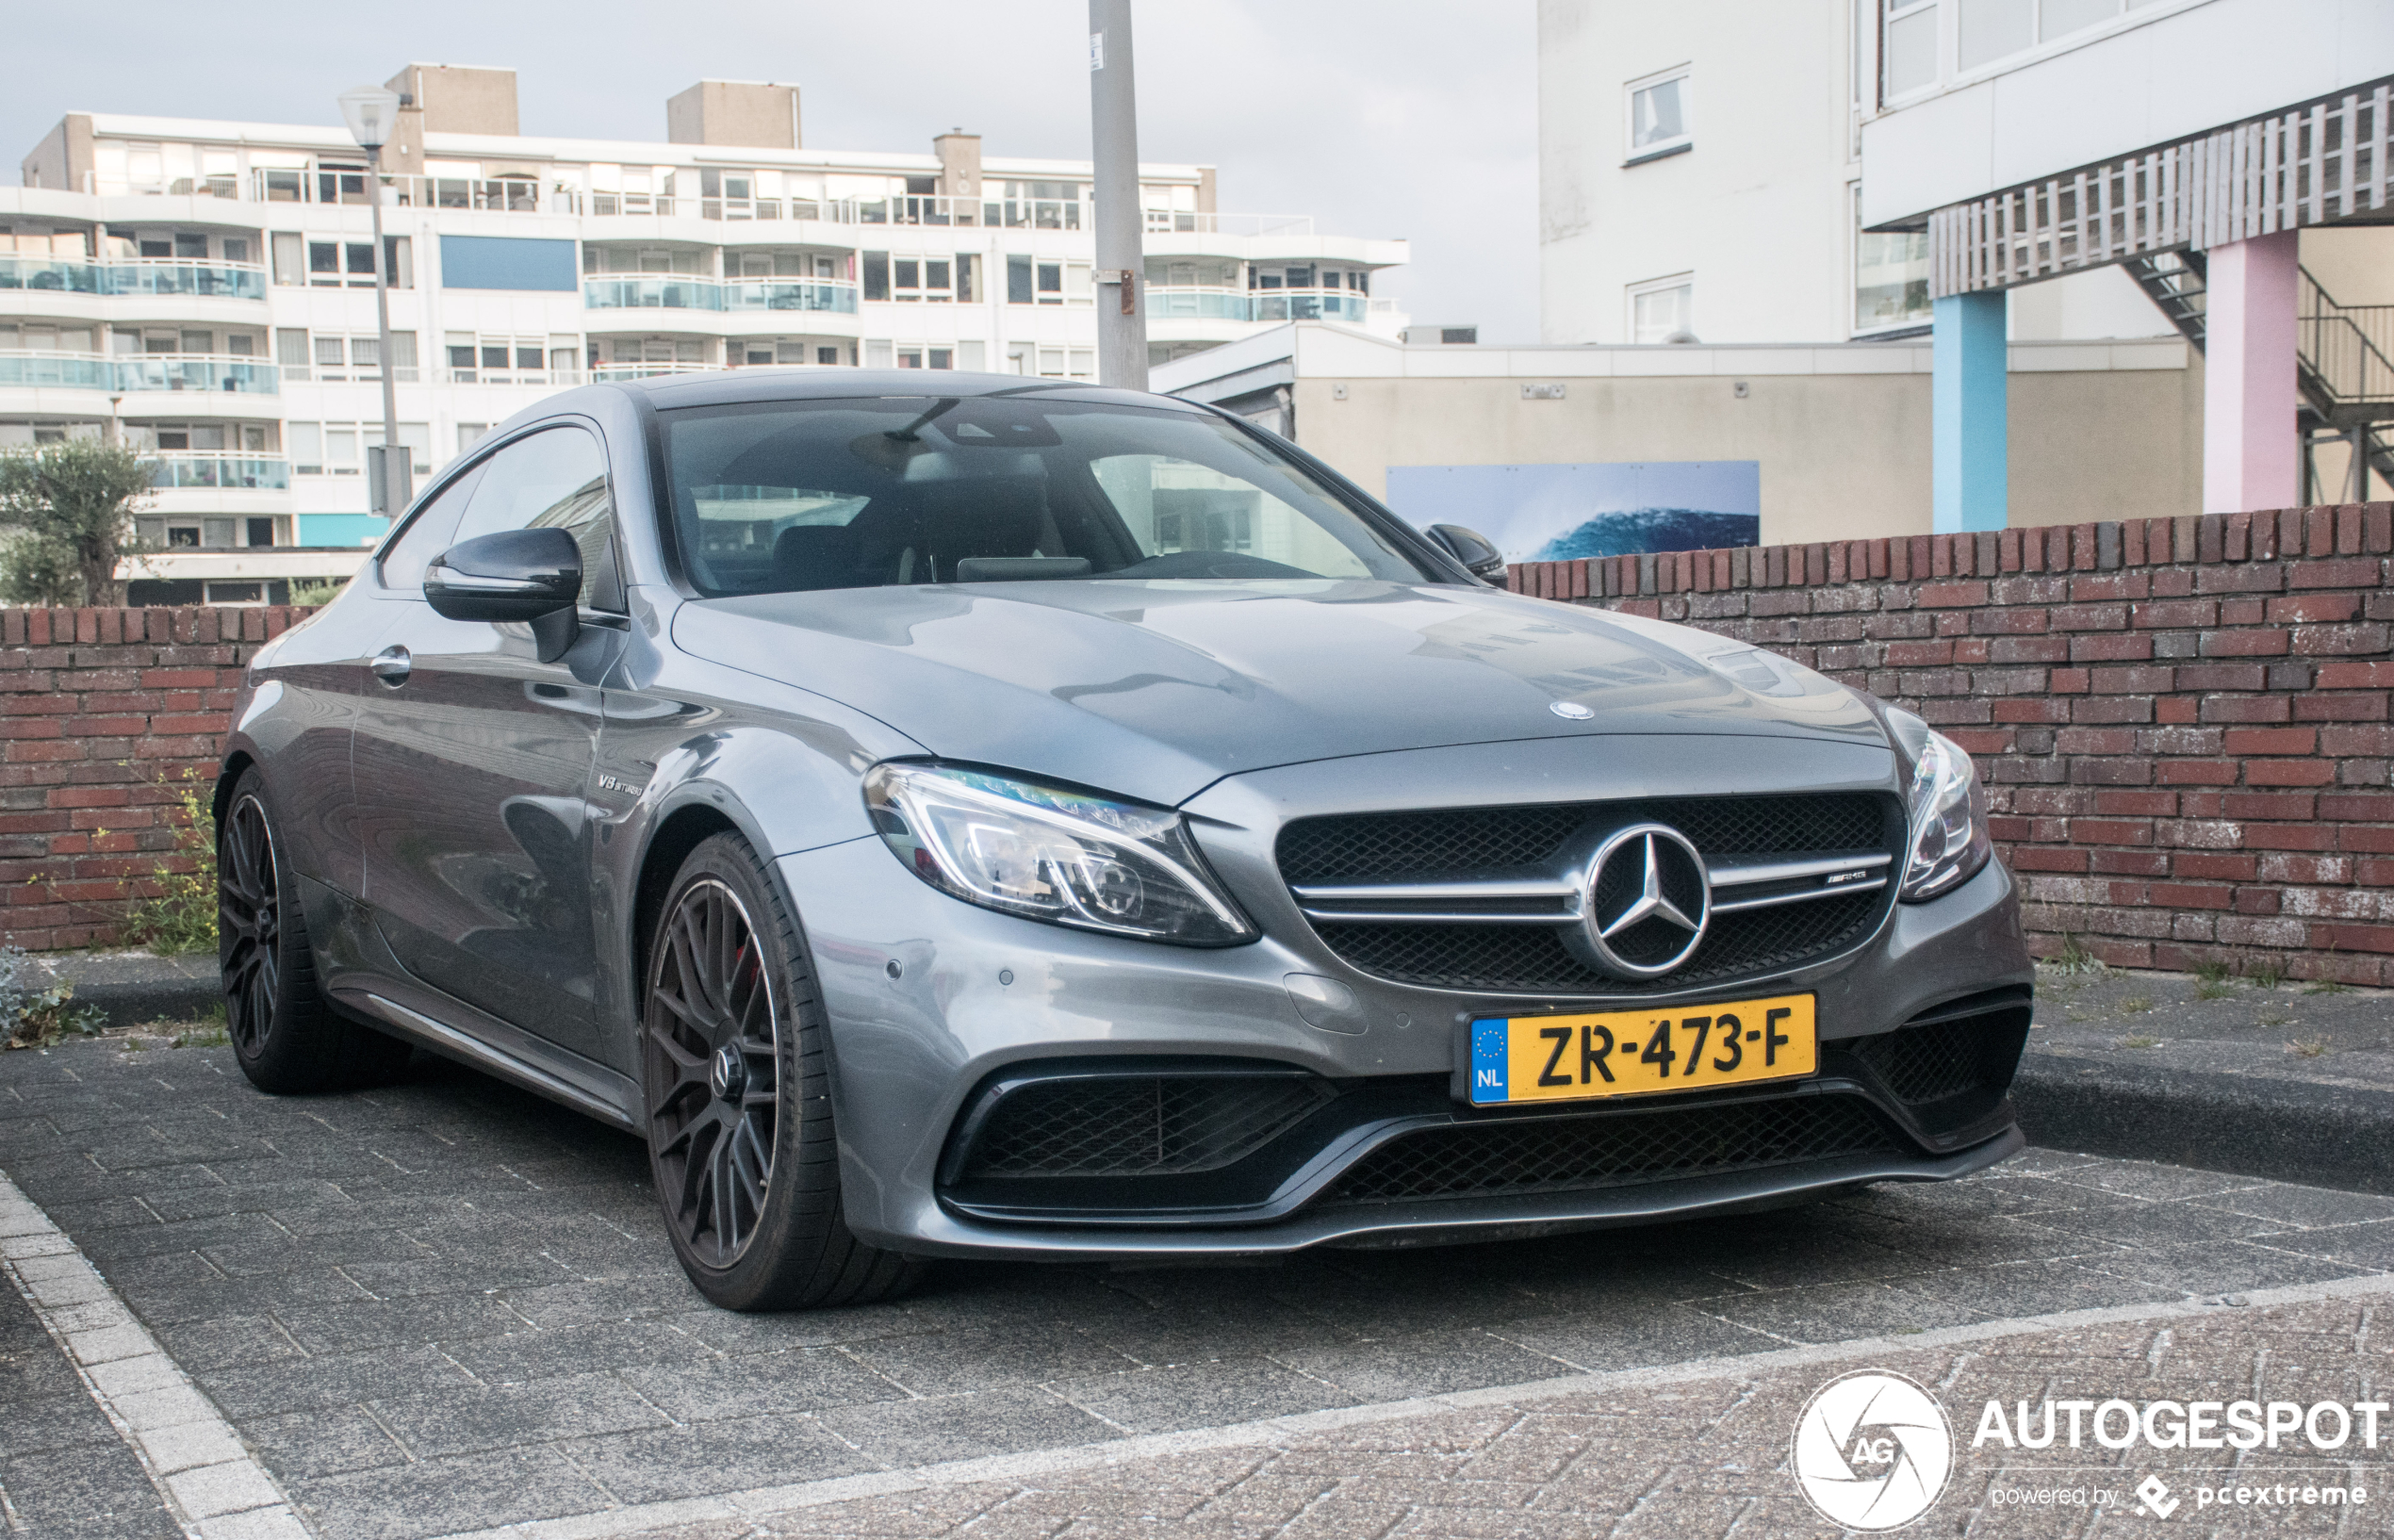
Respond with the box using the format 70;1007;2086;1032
5;64;1408;603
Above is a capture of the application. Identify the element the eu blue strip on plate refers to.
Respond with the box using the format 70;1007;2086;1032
1469;1017;1507;1103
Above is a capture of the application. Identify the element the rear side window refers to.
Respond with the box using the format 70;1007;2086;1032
375;463;484;594
452;425;625;612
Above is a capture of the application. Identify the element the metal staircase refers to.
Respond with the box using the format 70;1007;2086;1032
2126;254;2393;500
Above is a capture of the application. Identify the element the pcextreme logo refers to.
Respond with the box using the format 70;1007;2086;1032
1791;1369;1954;1531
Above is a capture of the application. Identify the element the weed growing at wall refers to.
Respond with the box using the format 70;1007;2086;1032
120;769;217;957
0;947;102;1048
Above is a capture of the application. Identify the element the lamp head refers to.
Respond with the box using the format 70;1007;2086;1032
337;85;402;151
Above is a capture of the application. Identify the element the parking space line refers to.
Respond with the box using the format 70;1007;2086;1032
432;1270;2394;1540
0;1169;313;1540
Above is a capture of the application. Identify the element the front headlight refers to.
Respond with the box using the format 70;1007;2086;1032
862;762;1257;946
1889;710;1992;902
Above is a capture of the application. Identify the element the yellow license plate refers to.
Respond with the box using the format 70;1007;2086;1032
1466;994;1816;1106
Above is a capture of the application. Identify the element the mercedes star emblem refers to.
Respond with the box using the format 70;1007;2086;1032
1579;823;1711;978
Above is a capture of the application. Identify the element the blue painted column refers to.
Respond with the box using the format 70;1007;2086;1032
1932;291;2008;533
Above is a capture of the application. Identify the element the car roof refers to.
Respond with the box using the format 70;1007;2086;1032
613;368;1202;414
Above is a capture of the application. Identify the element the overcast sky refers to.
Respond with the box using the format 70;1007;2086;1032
4;1;1539;341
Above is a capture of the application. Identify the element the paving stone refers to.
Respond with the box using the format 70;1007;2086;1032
362;1370;674;1458
814;1384;1122;1466
287;1444;609;1540
1050;1358;1358;1434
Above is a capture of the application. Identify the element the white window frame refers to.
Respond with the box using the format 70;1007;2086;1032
1623;64;1693;165
1627;273;1695;345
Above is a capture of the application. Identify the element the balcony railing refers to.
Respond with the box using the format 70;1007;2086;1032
723;278;859;313
589;362;718;382
0;257;268;300
442;368;585;387
0;352;278;394
111;355;279;393
584;276;723;311
1145;287;1369;323
0;352;113;388
149;453;289;490
102;261;269;300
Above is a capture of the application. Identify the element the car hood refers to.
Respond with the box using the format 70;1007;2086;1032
673;579;1887;807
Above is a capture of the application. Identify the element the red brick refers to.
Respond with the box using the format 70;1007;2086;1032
2268;594;2361;623
2289;557;2383;590
2069;819;2153;845
2156;697;2200;724
2156;760;2239;785
2149;883;2234;910
2173;852;2257;880
2222;727;2316;755
2199;629;2290;657
2010;847;2090;873
2092;790;2176;816
2246;759;2337;787
1917;582;1989;607
2092;850;2170;876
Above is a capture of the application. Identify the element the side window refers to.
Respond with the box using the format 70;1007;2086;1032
375;463;484;594
451;425;625;612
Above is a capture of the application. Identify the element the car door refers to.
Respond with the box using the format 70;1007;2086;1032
351;422;629;1059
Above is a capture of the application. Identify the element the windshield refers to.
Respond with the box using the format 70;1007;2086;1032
656;393;1430;597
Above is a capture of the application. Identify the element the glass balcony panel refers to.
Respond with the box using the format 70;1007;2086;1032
0;257;102;294
111;356;280;394
1146;287;1253;321
100;262;269;300
590;361;718;382
148;454;291;490
722;279;860;314
0;352;115;388
582;276;727;311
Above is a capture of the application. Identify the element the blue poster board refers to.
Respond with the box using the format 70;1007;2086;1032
1384;461;1761;562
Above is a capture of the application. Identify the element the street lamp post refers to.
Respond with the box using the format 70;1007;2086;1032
337;85;408;519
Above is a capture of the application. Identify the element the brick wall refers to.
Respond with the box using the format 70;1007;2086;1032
1507;502;2394;984
9;507;2394;977
0;605;315;952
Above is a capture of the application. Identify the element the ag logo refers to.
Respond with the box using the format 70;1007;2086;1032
1791;1369;1953;1531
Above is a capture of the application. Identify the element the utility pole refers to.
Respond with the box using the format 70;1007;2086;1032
338;85;409;519
1089;0;1148;390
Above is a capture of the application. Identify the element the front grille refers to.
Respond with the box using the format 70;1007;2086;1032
1280;795;1887;887
1317;887;1884;994
1319;1094;1904;1206
962;1075;1334;1178
1282;794;1895;995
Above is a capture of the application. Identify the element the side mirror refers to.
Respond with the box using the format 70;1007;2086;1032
1427;524;1508;583
424;527;582;661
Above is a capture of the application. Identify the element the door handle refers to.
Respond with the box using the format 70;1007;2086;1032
369;646;412;686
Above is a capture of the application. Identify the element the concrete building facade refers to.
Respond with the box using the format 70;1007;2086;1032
4;65;1408;602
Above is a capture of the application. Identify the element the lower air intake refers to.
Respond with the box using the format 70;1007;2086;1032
962;1074;1335;1178
1319;1094;1904;1206
1852;991;2034;1106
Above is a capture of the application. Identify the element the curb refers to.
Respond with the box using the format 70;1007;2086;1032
73;974;221;1030
2011;1049;2394;1196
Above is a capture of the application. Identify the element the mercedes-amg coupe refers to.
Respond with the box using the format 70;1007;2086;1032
217;370;2031;1310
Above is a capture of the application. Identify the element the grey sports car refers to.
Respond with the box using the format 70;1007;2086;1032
217;370;2031;1311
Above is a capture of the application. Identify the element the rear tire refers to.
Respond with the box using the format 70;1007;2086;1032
218;769;413;1093
642;832;922;1311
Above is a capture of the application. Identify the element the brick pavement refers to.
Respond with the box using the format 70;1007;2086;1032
612;1294;2394;1540
3;1039;2394;1538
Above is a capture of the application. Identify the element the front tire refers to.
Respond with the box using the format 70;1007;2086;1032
642;833;920;1311
218;770;411;1092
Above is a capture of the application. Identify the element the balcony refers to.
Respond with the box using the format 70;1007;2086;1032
584;276;724;312
102;261;268;300
150;453;289;490
441;368;585;387
1145;287;1370;323
0;257;266;300
0;352;278;394
589;362;719;382
723;278;858;314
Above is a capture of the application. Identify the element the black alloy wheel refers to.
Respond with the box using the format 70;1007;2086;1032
641;833;921;1310
219;792;281;1057
216;769;412;1093
646;877;780;1267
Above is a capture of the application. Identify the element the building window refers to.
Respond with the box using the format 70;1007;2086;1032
1007;254;1033;304
1626;66;1691;162
1884;0;1938;97
1856;190;1932;335
862;253;890;301
1958;0;2033;70
1629;276;1694;344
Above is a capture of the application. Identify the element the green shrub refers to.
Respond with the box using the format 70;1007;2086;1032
122;771;218;957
